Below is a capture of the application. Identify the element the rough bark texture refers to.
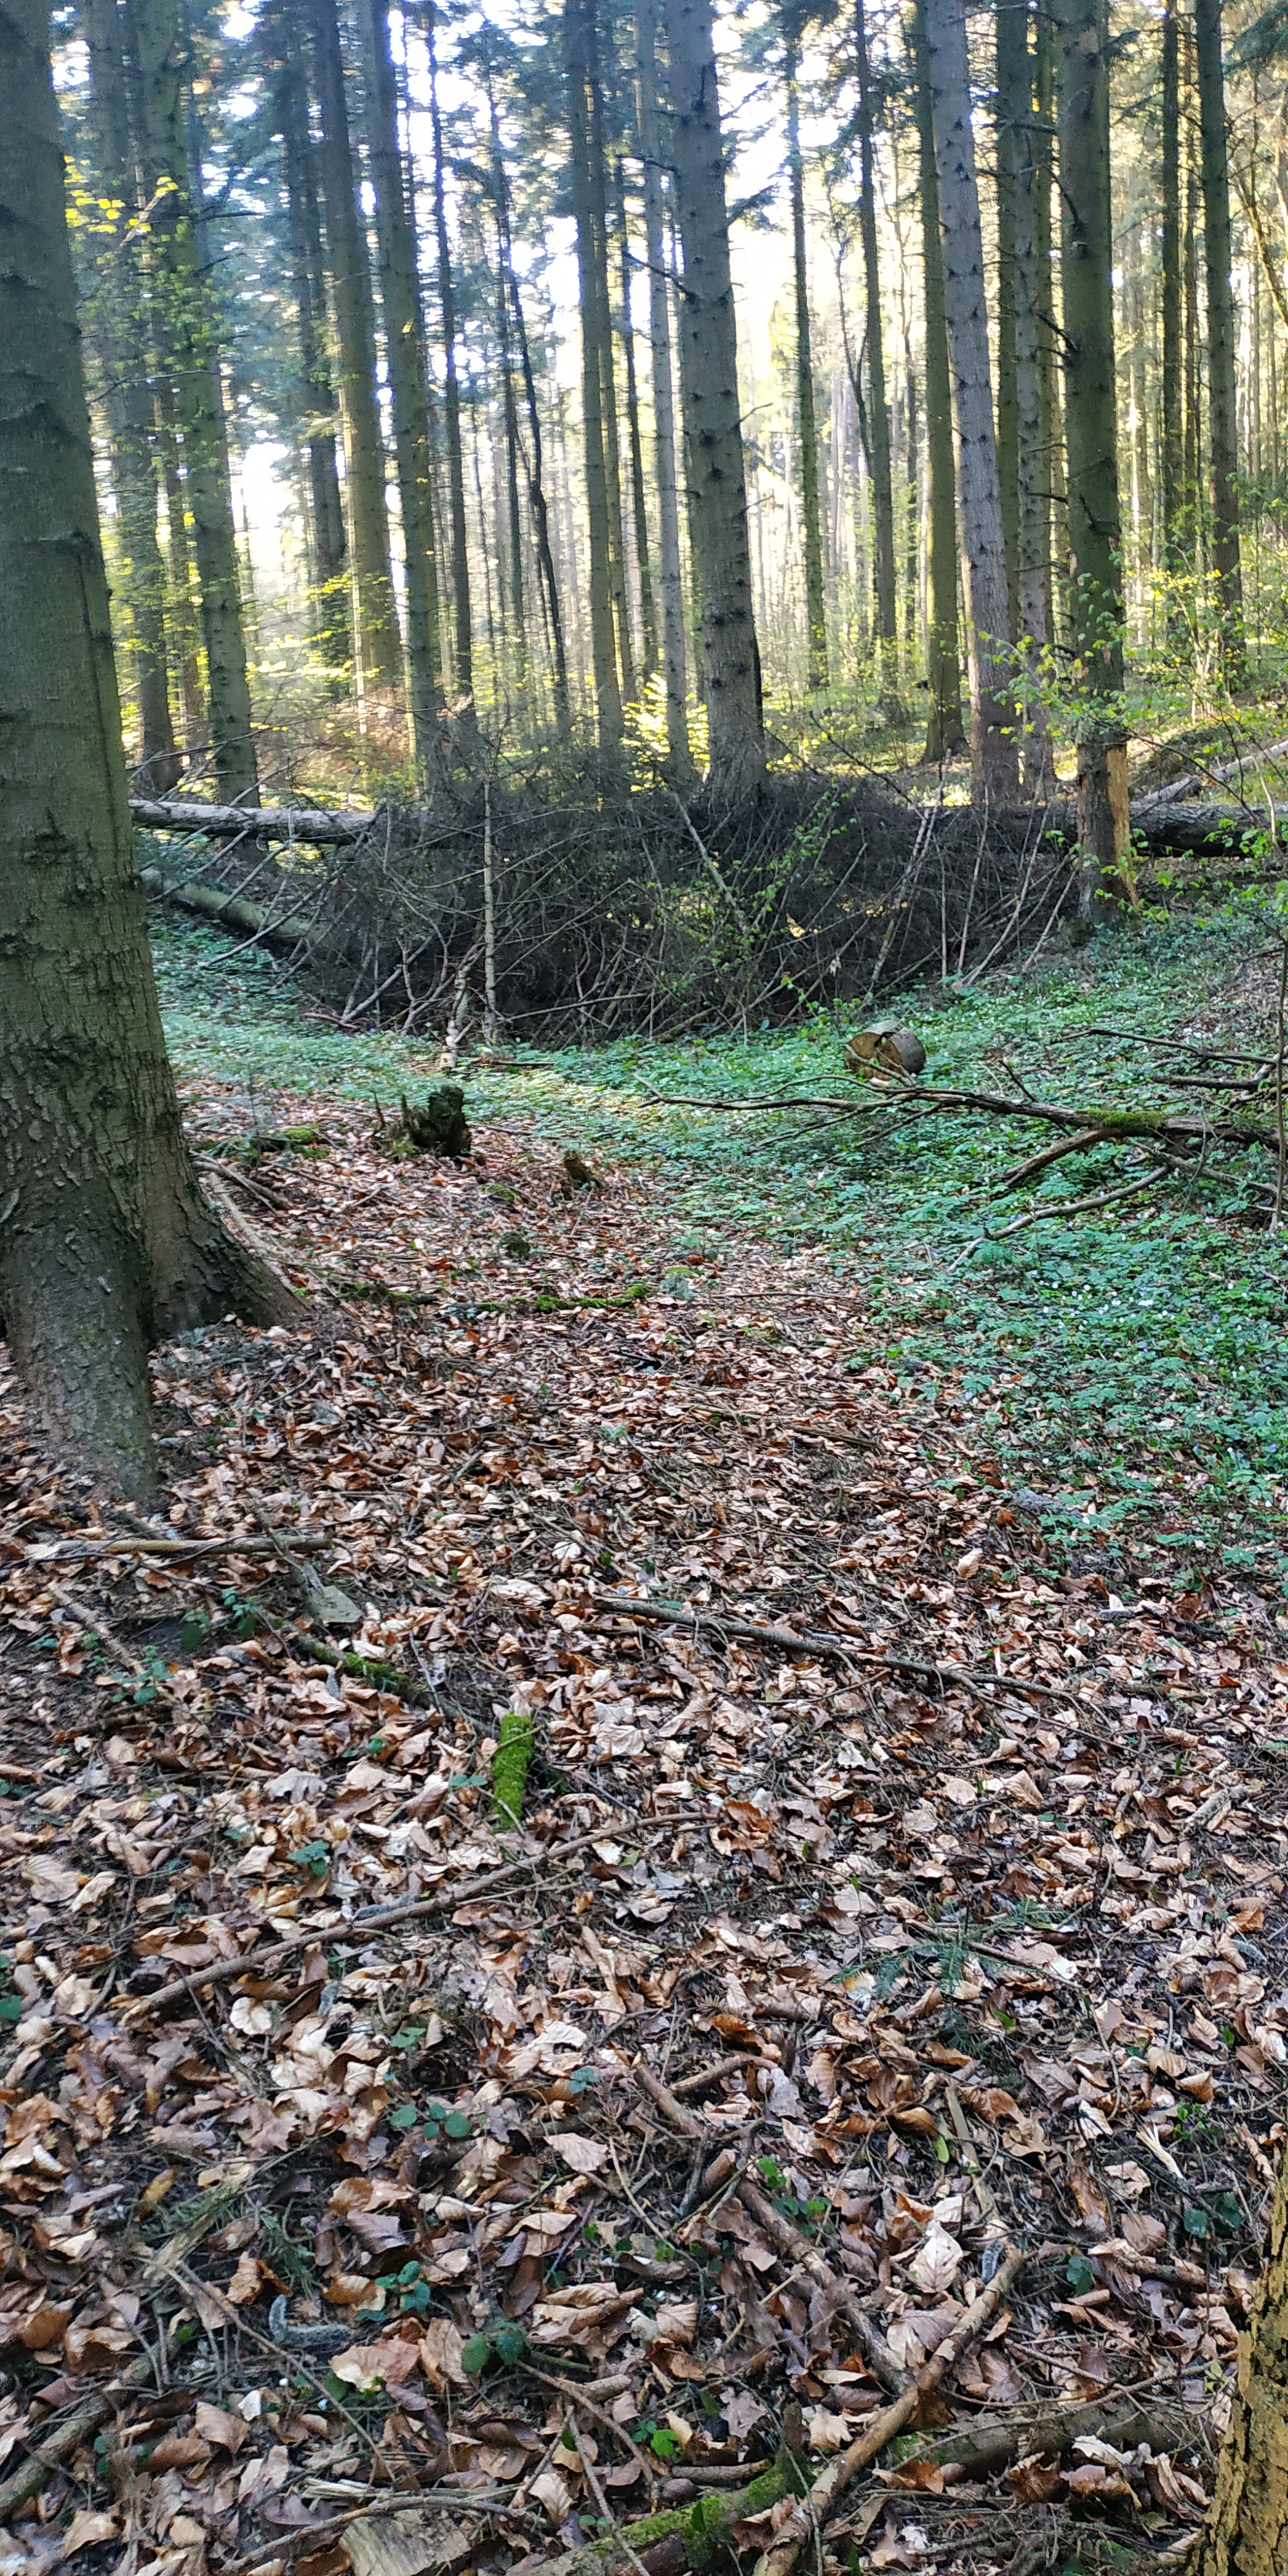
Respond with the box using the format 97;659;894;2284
996;0;1050;791
1160;3;1184;583
355;0;442;764
566;0;625;753
426;0;472;705
1195;0;1245;681
273;20;350;683
638;0;692;779
128;0;260;801
310;0;401;706
616;158;656;681
854;0;899;712
81;0;179;791
0;0;288;1495
909;0;965;762
665;0;764;802
786;51;827;692
1055;0;1130;916
1192;2141;1288;2575
922;0;1017;800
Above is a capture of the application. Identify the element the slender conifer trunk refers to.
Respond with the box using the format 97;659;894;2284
616;159;656;679
567;0;625;754
786;46;828;692
855;0;900;712
1160;5;1184;592
909;0;965;762
274;29;350;682
1195;0;1245;681
425;0;472;707
997;0;1050;788
638;0;692;779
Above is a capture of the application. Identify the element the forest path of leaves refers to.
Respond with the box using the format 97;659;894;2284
1;1085;1284;2574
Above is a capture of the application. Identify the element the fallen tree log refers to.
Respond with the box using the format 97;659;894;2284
131;797;374;843
138;866;315;949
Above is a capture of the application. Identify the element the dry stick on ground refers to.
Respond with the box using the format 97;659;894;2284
120;1825;626;2019
0;2354;156;2518
749;2244;1029;2576
24;1533;330;1563
635;2066;907;2396
520;2366;660;2494
566;2414;654;2576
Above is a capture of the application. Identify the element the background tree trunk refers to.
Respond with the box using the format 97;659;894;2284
566;0;625;754
1195;0;1245;683
1192;2138;1288;2574
426;0;472;707
309;0;401;710
356;0;442;765
616;158;656;681
1160;3;1184;595
638;0;692;781
1056;0;1130;917
922;0;1017;800
909;0;965;764
0;0;285;1494
786;46;828;692
665;0;764;802
997;0;1051;790
128;0;259;800
273;24;350;686
854;0;900;714
81;0;179;791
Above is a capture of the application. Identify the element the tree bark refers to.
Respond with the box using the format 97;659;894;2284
272;21;350;684
994;0;1020;642
80;0;180;792
1160;3;1184;591
424;0;472;708
0;0;287;1495
996;0;1051;790
488;99;527;673
786;46;827;692
497;169;570;736
587;35;634;703
922;0;1017;800
665;0;764;802
309;0;401;710
908;0;965;764
127;0;259;801
1191;2139;1288;2575
638;0;692;780
1195;0;1245;683
616;158;656;681
355;0;442;764
1055;0;1130;918
566;0;625;755
854;0;899;714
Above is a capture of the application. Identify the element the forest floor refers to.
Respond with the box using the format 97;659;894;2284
1;906;1287;2576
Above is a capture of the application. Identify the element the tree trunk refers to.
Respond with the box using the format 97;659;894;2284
908;0;965;764
854;0;900;715
1055;0;1130;918
355;0;442;765
1160;3;1184;590
637;0;692;780
997;0;1051;791
309;0;401;710
127;0;259;801
489;119;527;672
566;0;625;754
425;0;472;708
616;159;656;683
587;37;634;703
664;0;764;802
786;48;828;692
0;0;287;1495
498;177;571;736
1195;0;1245;683
1034;0;1059;650
81;0;179;791
994;0;1020;643
1191;2139;1288;2575
273;26;350;684
922;0;1017;801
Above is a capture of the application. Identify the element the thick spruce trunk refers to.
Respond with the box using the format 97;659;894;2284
355;0;442;763
909;0;965;763
1160;5;1184;591
128;0;259;801
310;0;401;710
1194;0;1245;683
272;17;349;681
786;49;828;693
0;0;287;1494
425;0;473;706
854;0;900;714
665;0;764;802
81;0;179;791
567;0;625;753
922;0;1017;800
1055;0;1131;917
638;0;692;779
1192;2140;1288;2575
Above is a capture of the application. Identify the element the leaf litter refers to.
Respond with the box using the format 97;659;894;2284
1;1084;1285;2575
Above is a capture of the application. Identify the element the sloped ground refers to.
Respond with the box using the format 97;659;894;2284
1;1068;1286;2576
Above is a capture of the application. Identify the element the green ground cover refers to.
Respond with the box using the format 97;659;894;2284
153;900;1288;1596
